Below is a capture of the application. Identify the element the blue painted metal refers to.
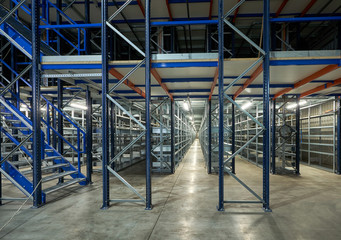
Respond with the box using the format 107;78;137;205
217;0;224;212
145;0;152;210
86;87;92;183
57;79;64;184
270;16;341;23
296;97;300;175
337;97;341;174
151;20;218;26
271;99;276;174
208;100;212;174
262;0;271;212
270;59;341;66
171;100;175;174
32;0;42;207
39;23;101;29
231;104;235;174
168;0;210;3
101;0;110;210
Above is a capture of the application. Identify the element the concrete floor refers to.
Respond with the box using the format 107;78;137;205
0;139;341;240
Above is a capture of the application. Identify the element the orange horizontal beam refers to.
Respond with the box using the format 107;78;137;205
233;64;263;100
300;78;341;99
151;68;174;101
274;64;340;99
109;68;146;98
208;67;219;101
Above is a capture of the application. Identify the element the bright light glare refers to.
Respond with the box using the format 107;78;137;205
189;116;193;120
70;103;87;110
241;101;252;110
183;101;189;111
287;100;307;109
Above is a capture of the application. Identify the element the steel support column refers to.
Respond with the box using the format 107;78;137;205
57;79;64;183
32;0;42;207
86;87;92;183
262;0;271;212
101;0;110;209
231;104;235;174
110;101;115;169
296;97;300;175
337;97;341;174
208;100;212;174
271;99;276;174
217;0;224;212
171;100;175;174
85;0;91;54
145;0;152;210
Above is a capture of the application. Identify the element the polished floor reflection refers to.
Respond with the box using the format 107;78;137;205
0;139;341;239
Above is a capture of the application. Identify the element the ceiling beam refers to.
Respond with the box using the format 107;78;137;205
300;0;317;17
136;0;145;17
166;0;173;20
109;68;146;98
275;0;289;17
274;64;340;99
151;68;174;101
233;64;263;99
208;0;213;20
208;67;219;101
300;78;341;98
233;0;242;24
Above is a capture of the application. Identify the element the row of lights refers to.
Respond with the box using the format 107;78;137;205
241;100;307;110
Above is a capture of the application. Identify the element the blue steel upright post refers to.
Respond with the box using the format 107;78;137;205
337;97;341;174
262;0;271;212
208;100;212;174
271;99;276;174
231;104;235;174
171;100;175;174
101;0;110;209
217;0;224;212
145;0;152;210
296;97;300;175
32;0;42;207
86;87;93;183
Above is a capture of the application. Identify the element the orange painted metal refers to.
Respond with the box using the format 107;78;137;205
232;0;242;24
300;0;317;17
275;0;289;17
300;78;341;98
233;64;263;99
166;0;173;20
136;0;145;17
151;68;174;101
208;0;213;20
109;68;146;98
274;64;340;99
208;67;219;101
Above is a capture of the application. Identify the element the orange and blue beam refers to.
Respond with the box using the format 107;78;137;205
274;64;340;99
109;68;146;98
299;78;341;98
208;67;219;101
151;68;174;101
233;64;263;99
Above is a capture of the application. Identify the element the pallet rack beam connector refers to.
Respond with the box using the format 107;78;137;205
32;0;42;208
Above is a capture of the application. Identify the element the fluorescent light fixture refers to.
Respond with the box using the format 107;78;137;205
133;114;140;118
241;101;253;110
41;108;47;111
189;116;193;120
70;103;87;110
287;100;307;109
183;101;189;111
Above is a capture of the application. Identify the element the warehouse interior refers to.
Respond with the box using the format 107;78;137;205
0;0;341;239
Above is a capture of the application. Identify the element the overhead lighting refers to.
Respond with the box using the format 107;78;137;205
241;101;253;110
183;101;189;111
70;103;87;110
189;116;193;120
287;100;307;109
